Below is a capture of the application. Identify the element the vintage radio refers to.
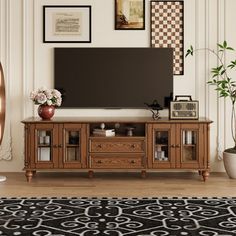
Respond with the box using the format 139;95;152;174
170;95;199;119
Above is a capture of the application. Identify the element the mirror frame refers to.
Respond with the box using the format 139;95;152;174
0;62;6;145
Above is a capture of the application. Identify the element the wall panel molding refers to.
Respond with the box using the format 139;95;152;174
0;0;12;160
23;0;35;119
217;0;226;159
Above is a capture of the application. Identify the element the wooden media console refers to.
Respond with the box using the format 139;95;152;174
22;117;212;182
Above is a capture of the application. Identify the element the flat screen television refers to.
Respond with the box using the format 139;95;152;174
54;48;173;108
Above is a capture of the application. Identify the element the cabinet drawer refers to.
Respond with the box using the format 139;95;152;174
90;139;145;153
90;154;144;168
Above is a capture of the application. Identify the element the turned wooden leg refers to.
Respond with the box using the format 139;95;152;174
88;170;94;178
141;170;147;178
202;170;210;182
198;170;202;176
25;170;33;182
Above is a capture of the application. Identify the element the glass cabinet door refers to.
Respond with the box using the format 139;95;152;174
182;129;198;162
155;131;169;162
65;130;81;163
37;129;52;162
152;124;175;168
62;124;85;168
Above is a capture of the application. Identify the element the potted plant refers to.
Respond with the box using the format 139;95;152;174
30;87;62;120
186;41;236;178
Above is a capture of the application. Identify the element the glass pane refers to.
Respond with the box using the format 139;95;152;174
66;147;80;161
182;130;197;161
65;130;80;162
154;131;169;162
37;130;52;161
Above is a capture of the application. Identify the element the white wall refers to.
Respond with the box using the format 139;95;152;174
0;0;236;172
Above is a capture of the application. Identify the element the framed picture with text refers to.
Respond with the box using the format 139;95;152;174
115;0;145;30
43;5;91;43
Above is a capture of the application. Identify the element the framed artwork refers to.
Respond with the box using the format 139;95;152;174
43;5;91;43
115;0;145;30
151;1;184;75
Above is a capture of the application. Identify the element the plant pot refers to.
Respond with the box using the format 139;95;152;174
38;105;55;120
223;150;236;179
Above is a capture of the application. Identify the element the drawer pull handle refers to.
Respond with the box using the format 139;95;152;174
97;144;102;148
97;160;102;164
131;144;135;148
130;160;135;164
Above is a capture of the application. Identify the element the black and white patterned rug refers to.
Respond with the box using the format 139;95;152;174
0;197;236;236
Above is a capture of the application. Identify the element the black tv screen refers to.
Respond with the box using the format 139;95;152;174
54;48;173;108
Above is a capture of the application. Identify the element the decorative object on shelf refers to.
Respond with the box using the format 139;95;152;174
115;0;145;30
93;128;115;137
0;176;6;182
100;123;105;130
170;95;199;119
30;87;62;120
145;100;163;120
43;5;91;43
69;131;79;144
92;123;116;136
37;105;55;120
126;126;135;136
151;1;184;75
186;41;236;178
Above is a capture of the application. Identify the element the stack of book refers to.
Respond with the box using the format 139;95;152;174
92;128;115;137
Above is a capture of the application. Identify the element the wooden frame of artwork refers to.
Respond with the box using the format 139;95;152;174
150;1;184;75
43;5;92;43
115;0;145;30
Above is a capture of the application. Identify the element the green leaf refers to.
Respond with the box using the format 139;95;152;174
221;69;226;75
228;60;236;69
185;50;191;57
217;43;224;49
226;47;234;51
185;46;194;57
223;41;227;48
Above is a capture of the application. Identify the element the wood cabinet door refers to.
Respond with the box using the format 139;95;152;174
176;123;204;169
60;123;87;169
30;123;59;169
148;123;176;168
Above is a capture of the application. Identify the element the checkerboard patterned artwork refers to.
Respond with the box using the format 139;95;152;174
151;1;184;75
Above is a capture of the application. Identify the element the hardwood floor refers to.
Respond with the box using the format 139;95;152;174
0;172;235;197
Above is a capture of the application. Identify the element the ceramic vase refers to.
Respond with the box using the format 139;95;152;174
223;151;236;179
38;105;55;120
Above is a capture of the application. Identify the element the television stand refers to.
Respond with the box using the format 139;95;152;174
22;117;212;182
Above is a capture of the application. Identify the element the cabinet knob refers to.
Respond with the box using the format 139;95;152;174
170;144;175;148
176;144;180;148
130;160;135;164
58;144;62;148
53;144;58;148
